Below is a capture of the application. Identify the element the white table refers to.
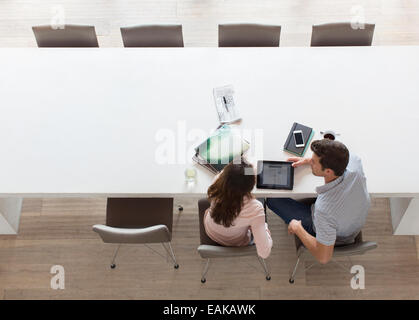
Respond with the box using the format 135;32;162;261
0;47;418;234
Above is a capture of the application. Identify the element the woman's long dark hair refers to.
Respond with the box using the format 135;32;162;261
207;159;256;227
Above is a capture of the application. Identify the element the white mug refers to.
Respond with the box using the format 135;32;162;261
320;130;340;140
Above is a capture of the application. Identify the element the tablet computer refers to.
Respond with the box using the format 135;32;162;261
256;161;294;190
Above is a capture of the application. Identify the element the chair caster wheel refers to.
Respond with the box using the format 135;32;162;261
266;276;271;281
201;278;206;283
110;264;116;269
174;264;179;269
289;279;294;284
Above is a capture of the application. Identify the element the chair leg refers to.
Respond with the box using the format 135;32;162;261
257;256;271;280
110;244;121;269
289;257;301;284
201;259;210;283
162;242;179;269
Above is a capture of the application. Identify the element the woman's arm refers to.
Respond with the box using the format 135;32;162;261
250;213;273;259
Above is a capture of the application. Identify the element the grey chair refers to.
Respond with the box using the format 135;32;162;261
218;23;281;47
197;198;271;283
120;24;184;47
289;231;377;283
93;198;179;269
287;198;378;283
32;24;99;47
311;22;375;46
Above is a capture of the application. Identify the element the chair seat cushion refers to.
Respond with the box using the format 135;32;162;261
93;224;171;244
294;231;377;259
198;244;257;259
333;241;378;256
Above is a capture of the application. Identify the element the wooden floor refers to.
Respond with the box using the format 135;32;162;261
1;0;419;299
0;197;418;300
1;0;419;47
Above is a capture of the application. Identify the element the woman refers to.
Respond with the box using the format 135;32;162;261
204;160;273;259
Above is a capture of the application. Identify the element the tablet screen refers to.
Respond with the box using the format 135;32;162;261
257;161;294;190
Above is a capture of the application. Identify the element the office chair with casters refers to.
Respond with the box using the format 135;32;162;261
120;24;184;47
218;23;281;47
289;231;377;284
32;24;99;47
92;198;179;270
197;198;271;283
310;22;375;46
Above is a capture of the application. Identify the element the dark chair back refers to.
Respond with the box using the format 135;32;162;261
106;198;173;235
32;24;99;47
198;198;220;246
311;22;375;47
120;24;184;47
218;23;281;47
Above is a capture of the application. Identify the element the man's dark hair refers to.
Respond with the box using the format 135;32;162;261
310;139;349;176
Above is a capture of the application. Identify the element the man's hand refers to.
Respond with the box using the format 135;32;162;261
288;219;302;234
287;157;311;168
289;219;334;264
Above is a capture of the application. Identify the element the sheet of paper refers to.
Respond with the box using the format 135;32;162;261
213;85;241;124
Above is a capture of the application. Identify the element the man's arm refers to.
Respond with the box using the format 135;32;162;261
289;220;334;264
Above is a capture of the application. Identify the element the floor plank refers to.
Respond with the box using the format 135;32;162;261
0;197;418;299
1;0;419;299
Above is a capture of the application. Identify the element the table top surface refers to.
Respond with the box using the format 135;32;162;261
0;47;418;197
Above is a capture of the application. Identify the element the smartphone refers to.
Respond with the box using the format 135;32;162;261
293;130;305;148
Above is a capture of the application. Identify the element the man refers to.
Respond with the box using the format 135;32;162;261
267;139;370;264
